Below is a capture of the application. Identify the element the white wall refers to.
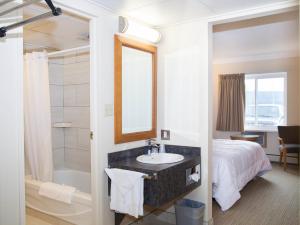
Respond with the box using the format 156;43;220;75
91;14;151;225
0;14;25;225
158;21;213;223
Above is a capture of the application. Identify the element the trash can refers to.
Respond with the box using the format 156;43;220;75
175;199;205;225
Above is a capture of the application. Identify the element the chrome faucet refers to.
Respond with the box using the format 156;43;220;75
146;139;159;155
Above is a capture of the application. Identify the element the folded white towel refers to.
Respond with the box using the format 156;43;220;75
39;182;76;204
105;168;145;218
189;173;200;182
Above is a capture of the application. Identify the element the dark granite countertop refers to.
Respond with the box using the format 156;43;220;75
109;154;197;173
108;145;201;174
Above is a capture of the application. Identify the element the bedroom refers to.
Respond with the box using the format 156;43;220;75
212;7;299;225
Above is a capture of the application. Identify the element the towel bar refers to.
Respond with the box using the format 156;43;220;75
107;166;157;180
142;173;157;180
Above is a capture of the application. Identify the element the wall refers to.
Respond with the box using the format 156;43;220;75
88;14;214;224
213;57;300;163
49;53;91;172
63;53;91;172
0;1;25;223
158;21;213;223
91;15;150;225
49;57;65;169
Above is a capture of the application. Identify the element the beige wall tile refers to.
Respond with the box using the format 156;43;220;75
48;64;64;85
51;107;64;124
77;128;90;151
65;148;91;172
64;107;90;129
64;128;78;149
53;148;64;169
63;63;90;85
76;84;90;106
64;85;76;106
64;84;90;107
50;85;63;107
49;53;91;172
52;128;64;149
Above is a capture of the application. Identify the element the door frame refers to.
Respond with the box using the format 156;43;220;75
52;1;101;224
18;0;102;224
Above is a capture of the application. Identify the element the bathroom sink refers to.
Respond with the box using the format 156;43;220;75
136;153;184;165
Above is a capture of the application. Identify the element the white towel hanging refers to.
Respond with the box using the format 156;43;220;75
105;168;146;218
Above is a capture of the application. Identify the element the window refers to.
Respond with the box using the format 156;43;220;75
245;72;287;130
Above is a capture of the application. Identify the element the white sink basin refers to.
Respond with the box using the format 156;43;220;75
136;153;184;165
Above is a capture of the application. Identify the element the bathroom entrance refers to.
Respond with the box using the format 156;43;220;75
23;2;92;225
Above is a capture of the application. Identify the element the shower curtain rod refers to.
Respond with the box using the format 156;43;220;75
48;45;90;57
0;0;15;7
0;0;62;38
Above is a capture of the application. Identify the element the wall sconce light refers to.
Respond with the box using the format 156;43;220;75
119;16;161;44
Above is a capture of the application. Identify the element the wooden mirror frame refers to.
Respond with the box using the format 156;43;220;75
114;35;157;144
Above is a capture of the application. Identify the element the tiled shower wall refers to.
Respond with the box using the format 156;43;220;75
49;58;65;170
49;53;91;172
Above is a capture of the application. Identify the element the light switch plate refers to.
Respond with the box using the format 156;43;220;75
161;129;170;140
104;104;114;117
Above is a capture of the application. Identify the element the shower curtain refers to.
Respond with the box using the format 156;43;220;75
24;52;53;182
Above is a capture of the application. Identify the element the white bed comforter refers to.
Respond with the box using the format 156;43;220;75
213;139;272;211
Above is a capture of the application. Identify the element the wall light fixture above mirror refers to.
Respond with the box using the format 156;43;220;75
114;35;157;144
119;16;161;43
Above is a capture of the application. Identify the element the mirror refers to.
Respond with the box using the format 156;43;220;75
115;35;157;144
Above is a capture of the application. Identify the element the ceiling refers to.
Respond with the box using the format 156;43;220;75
22;0;293;52
23;4;89;52
91;0;290;27
213;10;299;63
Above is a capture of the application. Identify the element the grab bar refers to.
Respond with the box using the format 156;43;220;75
0;0;15;7
4;9;60;30
0;0;62;38
0;8;61;37
0;0;42;17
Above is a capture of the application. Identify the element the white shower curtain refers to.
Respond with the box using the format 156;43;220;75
24;52;53;182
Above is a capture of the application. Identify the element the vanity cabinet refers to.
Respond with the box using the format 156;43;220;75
108;145;201;207
143;156;201;207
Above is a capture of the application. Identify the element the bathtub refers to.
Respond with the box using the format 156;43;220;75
25;169;92;225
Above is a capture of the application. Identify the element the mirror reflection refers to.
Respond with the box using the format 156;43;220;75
122;46;153;134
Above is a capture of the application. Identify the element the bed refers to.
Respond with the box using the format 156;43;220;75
213;139;272;211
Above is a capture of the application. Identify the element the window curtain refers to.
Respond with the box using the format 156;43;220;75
216;74;245;132
24;52;53;182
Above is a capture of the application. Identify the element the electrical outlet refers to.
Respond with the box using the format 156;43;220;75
161;130;170;140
